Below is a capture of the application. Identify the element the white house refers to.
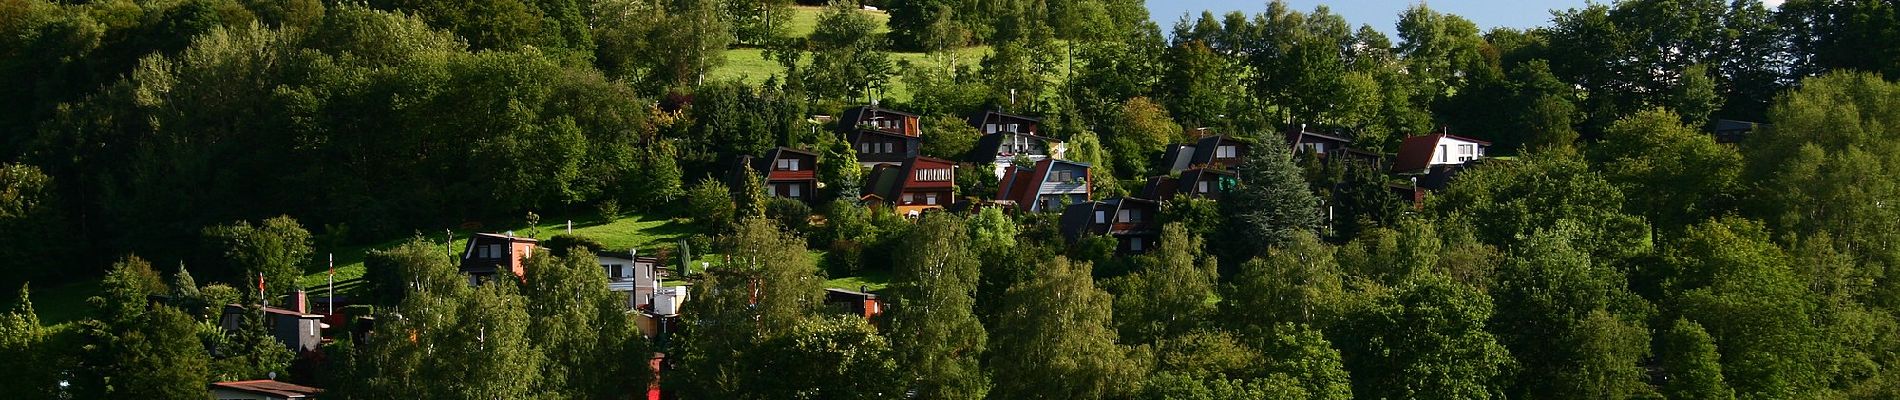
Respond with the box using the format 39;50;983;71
597;252;679;311
1392;133;1490;174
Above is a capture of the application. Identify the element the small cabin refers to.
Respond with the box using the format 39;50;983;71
459;233;539;284
738;147;821;205
841;106;924;167
824;288;884;320
1392;133;1490;174
1059;197;1162;254
864;156;957;215
1162;135;1251;173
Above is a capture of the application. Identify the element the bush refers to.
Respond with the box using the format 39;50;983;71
685;178;738;229
766;197;814;234
595;198;621;222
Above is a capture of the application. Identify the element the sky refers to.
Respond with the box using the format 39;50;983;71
1144;1;1786;36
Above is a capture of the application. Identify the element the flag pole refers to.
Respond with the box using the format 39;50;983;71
327;253;335;315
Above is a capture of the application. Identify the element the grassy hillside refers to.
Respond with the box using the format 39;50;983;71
709;6;1002;103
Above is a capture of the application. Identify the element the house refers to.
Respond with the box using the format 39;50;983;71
824;288;884;319
1058;197;1162;254
210;380;323;400
737;147;821;205
863;156;957;216
220;292;324;353
459;233;539;285
596;251;671;310
1391;133;1490;174
1162;135;1251;173
1708;119;1765;144
1141;168;1238;201
841;106;923;167
969;109;1042;136
995;159;1092;212
968;131;1067;178
1286;128;1383;166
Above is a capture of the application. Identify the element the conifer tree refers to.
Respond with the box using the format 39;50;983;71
1219;134;1321;261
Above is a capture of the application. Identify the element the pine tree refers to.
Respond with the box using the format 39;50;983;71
0;284;58;400
1219;134;1321;261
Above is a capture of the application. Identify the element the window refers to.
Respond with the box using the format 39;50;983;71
916;168;952;182
1217;145;1238;158
1119;208;1143;223
901;193;914;204
987;124;998;134
1129;238;1145;252
859;143;872;154
788;183;801;198
1197;180;1209;193
1301;143;1322;154
1008;123;1019;133
1459;144;1473;155
1049;170;1074;182
604;264;626;279
1094;210;1107;224
882;143;894;154
776;158;800;171
1439;144;1449;163
481;244;505;259
925;193;939;205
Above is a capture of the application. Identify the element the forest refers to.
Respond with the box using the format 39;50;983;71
3;0;1900;398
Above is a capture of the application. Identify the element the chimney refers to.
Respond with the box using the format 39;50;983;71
291;289;307;314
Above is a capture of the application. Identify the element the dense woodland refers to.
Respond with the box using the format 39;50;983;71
5;0;1900;398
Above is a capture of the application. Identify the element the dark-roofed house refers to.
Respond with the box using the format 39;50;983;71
460;233;539;284
863;156;958;216
221;296;324;353
210;379;323;399
1708;119;1766;144
824;288;884;320
1059;197;1161;254
996;159;1092;212
969;109;1042;136
1391;133;1490;174
1141;168;1238;201
841;106;923;167
1286;128;1383;166
737;147;821;205
1162;135;1251;173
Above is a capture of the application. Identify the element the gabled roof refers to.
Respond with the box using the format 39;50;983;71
211;380;323;398
967;110;1042;127
1392;134;1490;173
838;105;921;136
1285;129;1354;146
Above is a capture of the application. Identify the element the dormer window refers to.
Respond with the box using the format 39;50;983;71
776;158;800;171
1094;210;1107;224
1217;145;1238;159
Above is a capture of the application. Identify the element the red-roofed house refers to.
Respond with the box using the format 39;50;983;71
210;379;323;399
1392;134;1490;174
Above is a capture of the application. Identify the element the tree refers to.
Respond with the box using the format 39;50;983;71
686;178;739;229
743;315;906;399
108;305;213;399
1591;108;1743;231
1664;217;1834;398
921;114;981;160
1659;318;1738;400
733;164;770;220
989;256;1139;399
821;136;864;200
1748;72;1900;309
1106;97;1183;176
334;244;540;398
887;214;990;400
805;1;893;101
672;217;823;398
0;163;75;287
1223;232;1347;332
1111;223;1217;344
1219;134;1322;261
1335;274;1513;400
1490;227;1654;399
0;284;60;400
1428;151;1651;262
203;216;313;295
519;248;650;397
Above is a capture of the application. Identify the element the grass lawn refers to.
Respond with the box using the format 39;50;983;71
825;269;891;292
29;280;100;327
295;212;705;301
782;5;891;39
711;5;1034;104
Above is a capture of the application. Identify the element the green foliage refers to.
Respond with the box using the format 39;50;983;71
203;216;312;294
1490;227;1654;399
1665;217;1835;398
820;137;864;200
0;285;60;400
921;114;980;160
360;238;456;307
591;0;730;89
1659;318;1738;400
1336;275;1513;400
208;305;295;382
0;163;75;287
1592;108;1743;231
1106;97;1183;176
673;217;823;398
519;248;651;397
1111;223;1217;343
686;178;739;229
887;214;990;399
804;1;893;101
990;256;1139;399
1219;133;1322;261
333;250;540;398
1429;151;1651;261
742;315;905;399
1223;232;1347;331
